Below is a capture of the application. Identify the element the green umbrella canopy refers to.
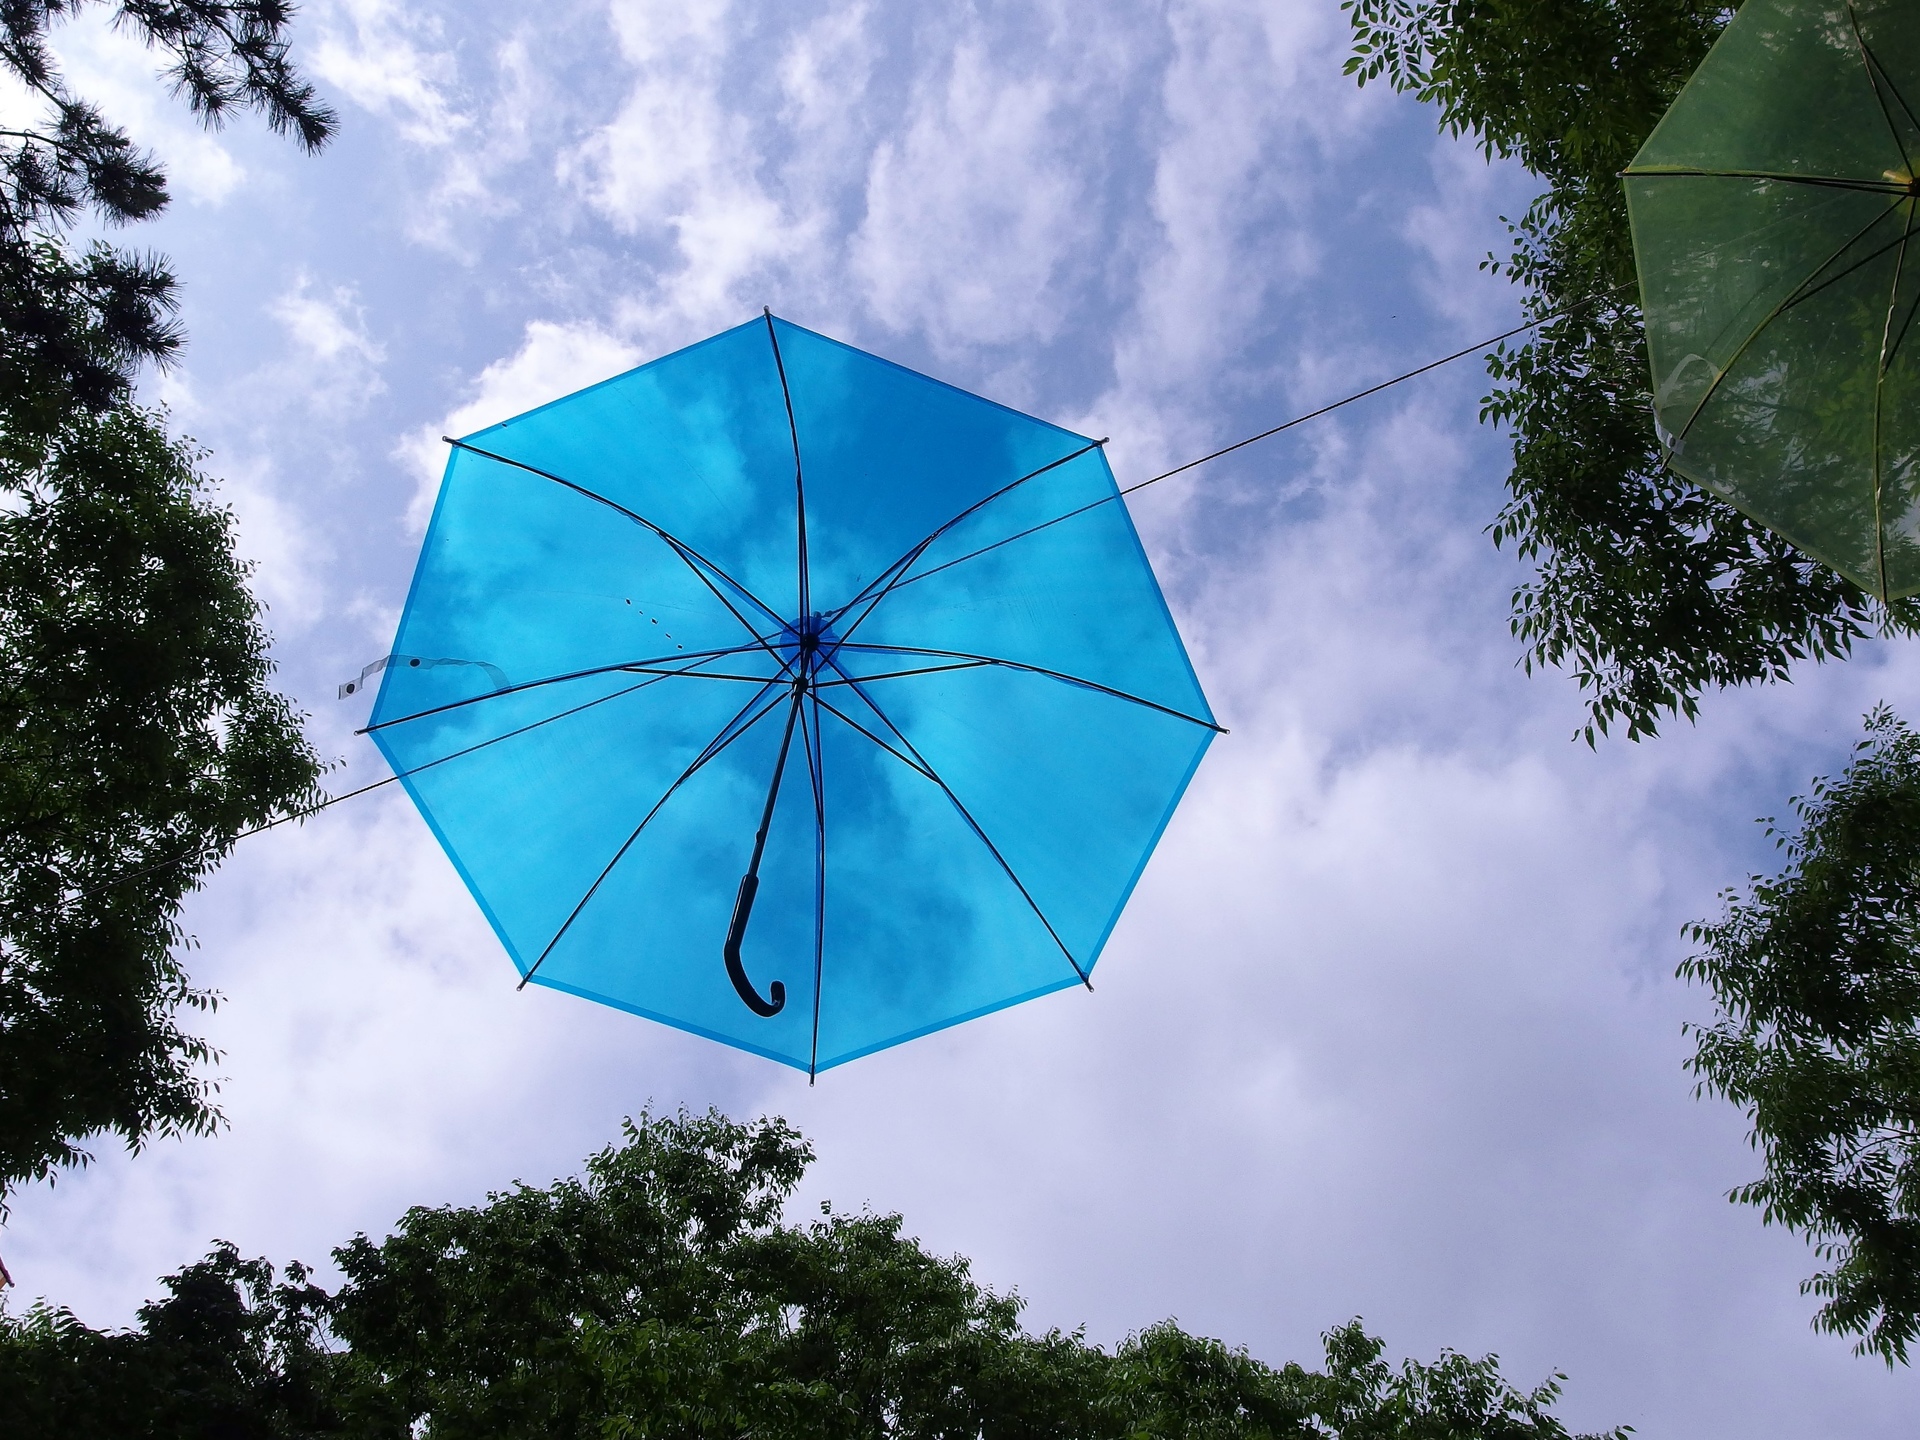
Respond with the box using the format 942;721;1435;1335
1625;0;1920;599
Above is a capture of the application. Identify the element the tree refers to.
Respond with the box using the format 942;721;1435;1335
0;401;324;1190
1683;706;1920;1364
0;1241;340;1438
0;2;334;1199
1;0;335;414
1342;0;1920;742
0;1110;1627;1438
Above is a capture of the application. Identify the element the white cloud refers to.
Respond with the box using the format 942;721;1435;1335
568;0;819;344
220;453;329;631
777;2;876;143
1402;140;1537;334
267;277;389;414
398;320;642;531
852;36;1092;353
1084;0;1375;478
275;282;384;367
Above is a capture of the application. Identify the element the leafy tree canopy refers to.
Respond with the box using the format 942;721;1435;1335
0;2;332;1199
0;0;336;415
1342;0;1918;742
1684;705;1920;1364
0;1110;1627;1439
0;401;323;1191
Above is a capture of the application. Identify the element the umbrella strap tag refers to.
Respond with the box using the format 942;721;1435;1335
339;654;510;698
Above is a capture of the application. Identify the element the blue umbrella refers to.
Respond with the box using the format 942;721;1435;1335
364;313;1218;1074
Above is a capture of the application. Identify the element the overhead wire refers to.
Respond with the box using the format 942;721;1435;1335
81;285;1636;889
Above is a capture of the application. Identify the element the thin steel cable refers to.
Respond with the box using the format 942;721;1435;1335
128;285;1636;891
358;641;773;736
824;439;1109;643
876;287;1639;603
66;665;699;905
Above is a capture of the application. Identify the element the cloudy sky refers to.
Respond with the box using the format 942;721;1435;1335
8;1;1920;1434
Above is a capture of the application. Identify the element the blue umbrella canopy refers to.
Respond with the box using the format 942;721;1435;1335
364;313;1218;1074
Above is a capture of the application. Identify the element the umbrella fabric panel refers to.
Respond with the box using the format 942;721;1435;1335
369;436;801;969
809;709;1086;1070
827;661;1214;974
372;669;786;985
1627;174;1913;588
1678;201;1920;591
1631;0;1915;182
528;687;826;1069
1624;0;1920;596
456;318;801;617
374;446;772;693
769;318;1093;611
1628;177;1896;432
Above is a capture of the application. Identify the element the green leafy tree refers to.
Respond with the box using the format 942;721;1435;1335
0;2;334;1199
0;1240;340;1438
0;1109;1631;1438
1342;0;1918;741
1684;706;1920;1364
0;402;324;1189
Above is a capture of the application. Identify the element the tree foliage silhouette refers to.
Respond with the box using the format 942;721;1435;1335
0;1;332;1196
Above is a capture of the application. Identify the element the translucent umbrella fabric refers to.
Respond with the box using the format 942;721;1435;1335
366;315;1217;1075
1624;0;1920;597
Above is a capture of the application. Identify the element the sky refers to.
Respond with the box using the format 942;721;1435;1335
7;1;1920;1434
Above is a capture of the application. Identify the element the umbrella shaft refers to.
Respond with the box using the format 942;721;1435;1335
722;685;806;1019
745;686;806;880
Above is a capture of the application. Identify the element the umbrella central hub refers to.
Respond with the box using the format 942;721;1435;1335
777;612;840;682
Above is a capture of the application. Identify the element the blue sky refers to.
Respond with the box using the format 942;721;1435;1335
8;1;1920;1434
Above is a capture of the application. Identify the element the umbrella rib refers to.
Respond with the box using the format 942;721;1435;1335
833;642;1223;732
811;682;1092;989
764;310;812;620
801;688;826;1082
877;498;1114;600
808;693;938;783
815;661;993;686
358;642;779;736
1776;215;1915;317
1848;3;1917;175
825;440;1108;642
1872;197;1916;601
835;305;1617;608
1622;168;1908;196
519;677;792;990
445;438;789;646
1665;203;1904;456
381;671;692;787
1880;256;1920;371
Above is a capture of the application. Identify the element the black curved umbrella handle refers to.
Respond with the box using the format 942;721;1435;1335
723;874;786;1017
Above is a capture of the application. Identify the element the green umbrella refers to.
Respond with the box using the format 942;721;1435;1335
1624;0;1920;599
